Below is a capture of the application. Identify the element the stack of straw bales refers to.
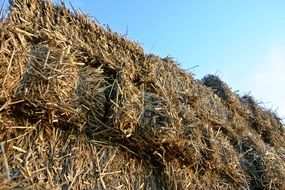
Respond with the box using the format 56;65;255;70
0;0;285;189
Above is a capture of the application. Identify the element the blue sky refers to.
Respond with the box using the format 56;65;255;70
2;0;285;118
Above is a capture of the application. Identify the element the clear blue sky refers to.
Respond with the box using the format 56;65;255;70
2;0;285;117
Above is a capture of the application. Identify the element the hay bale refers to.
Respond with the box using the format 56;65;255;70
1;0;285;189
201;74;237;104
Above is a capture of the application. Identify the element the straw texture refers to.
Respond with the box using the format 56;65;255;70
1;0;285;189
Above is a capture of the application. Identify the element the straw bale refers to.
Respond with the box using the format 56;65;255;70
201;74;237;104
1;0;285;189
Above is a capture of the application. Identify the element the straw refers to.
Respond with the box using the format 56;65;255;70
0;0;284;189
